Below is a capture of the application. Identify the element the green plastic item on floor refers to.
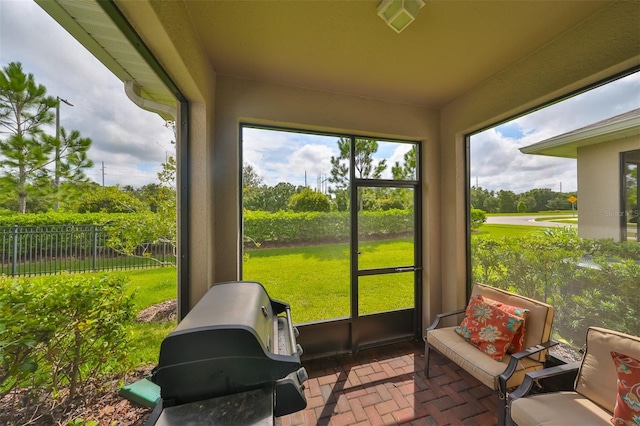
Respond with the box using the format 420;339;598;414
119;376;160;408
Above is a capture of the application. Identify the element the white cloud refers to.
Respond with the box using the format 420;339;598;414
471;72;640;194
242;127;342;187
0;0;174;188
278;144;335;184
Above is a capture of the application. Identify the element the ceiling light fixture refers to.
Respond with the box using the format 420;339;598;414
377;0;425;33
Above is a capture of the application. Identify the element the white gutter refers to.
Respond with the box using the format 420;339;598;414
125;80;177;120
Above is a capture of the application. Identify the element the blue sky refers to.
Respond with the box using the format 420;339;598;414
471;72;640;193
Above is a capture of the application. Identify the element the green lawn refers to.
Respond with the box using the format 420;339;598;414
123;267;177;311
118;224;541;369
244;238;416;323
122;267;177;367
471;224;545;238
486;211;575;217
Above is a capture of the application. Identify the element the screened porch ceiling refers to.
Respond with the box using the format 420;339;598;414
36;0;622;113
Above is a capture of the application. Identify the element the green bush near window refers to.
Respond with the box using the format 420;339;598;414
471;227;640;345
470;208;487;230
0;273;135;402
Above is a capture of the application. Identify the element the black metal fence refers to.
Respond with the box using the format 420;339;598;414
0;225;174;276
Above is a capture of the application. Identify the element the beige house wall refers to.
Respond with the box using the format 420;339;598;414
578;136;640;240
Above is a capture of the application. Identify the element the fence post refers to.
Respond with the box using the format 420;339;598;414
93;225;98;271
12;225;18;276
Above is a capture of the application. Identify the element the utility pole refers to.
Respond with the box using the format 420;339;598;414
101;162;105;186
55;96;73;211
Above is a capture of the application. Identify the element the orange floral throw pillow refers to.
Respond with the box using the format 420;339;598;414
479;296;530;353
610;351;640;426
454;295;525;361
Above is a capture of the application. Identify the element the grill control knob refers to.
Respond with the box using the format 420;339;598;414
293;326;300;337
296;344;304;356
297;367;308;384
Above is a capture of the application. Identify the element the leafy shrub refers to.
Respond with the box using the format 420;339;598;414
0;274;135;403
69;186;147;213
470;208;487;230
0;277;56;398
580;238;640;261
517;201;527;213
471;228;640;344
287;189;331;212
103;211;176;262
561;258;640;341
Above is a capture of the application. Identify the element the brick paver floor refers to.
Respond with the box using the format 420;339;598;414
280;340;498;426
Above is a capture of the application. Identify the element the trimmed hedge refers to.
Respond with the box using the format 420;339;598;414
0;212;136;227
243;209;413;246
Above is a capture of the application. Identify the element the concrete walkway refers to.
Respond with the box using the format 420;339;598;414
486;215;577;228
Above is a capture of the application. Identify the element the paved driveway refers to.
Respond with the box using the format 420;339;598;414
486;215;577;227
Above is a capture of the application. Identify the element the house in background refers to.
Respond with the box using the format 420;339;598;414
521;108;640;242
34;0;640;356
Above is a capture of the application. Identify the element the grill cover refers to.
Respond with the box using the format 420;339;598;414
151;281;303;407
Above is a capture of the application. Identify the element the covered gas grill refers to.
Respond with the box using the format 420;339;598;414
146;281;307;425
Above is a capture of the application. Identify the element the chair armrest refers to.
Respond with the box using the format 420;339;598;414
511;339;560;361
498;340;559;396
426;308;466;332
508;361;581;401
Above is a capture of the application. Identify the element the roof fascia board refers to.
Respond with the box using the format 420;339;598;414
520;116;640;157
97;0;185;102
34;0;132;82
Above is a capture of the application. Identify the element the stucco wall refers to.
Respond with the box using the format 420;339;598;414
213;75;440;326
115;0;218;309
578;136;640;240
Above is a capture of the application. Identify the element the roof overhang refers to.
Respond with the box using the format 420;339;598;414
520;110;640;159
34;0;636;112
35;0;176;120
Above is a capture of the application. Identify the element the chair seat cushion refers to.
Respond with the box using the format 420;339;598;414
427;326;542;389
510;391;612;426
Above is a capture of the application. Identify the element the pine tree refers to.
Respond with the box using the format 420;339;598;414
0;62;57;213
0;62;93;212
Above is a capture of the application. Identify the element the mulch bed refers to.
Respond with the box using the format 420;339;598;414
1;300;180;426
0;367;153;425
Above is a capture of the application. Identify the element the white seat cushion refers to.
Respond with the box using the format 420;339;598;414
427;326;542;389
510;391;611;426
